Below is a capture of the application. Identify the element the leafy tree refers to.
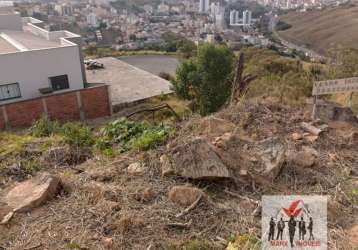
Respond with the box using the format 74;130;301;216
177;40;197;59
172;44;234;115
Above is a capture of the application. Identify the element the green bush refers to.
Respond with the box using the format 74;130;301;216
96;118;173;152
130;126;173;150
172;44;234;115
61;122;94;148
29;117;60;137
276;20;292;31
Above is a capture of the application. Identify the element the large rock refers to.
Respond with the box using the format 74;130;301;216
4;173;61;212
249;137;286;184
199;116;236;137
287;146;318;168
168;186;204;207
162;138;231;179
127;162;145;176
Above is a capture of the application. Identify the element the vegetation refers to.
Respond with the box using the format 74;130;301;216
96;118;174;153
227;234;260;250
29;117;60;137
161;32;197;57
84;47;175;59
172;44;234;115
275;20;292;31
28;116;173;157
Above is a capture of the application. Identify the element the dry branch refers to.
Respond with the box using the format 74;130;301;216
175;194;203;218
126;103;181;121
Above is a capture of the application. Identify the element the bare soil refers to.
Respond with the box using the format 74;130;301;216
0;99;357;250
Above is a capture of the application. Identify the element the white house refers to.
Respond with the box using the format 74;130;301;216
0;8;86;104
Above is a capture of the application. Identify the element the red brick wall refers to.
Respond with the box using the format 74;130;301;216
0;85;111;130
46;92;80;121
0;109;5;130
81;85;111;119
6;99;44;128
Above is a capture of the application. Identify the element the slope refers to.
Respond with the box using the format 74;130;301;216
277;4;358;55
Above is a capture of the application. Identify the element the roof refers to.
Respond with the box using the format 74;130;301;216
0;36;17;53
0;13;80;54
1;29;62;51
86;57;173;106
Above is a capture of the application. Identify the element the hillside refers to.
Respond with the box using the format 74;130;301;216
0;98;357;249
277;4;358;55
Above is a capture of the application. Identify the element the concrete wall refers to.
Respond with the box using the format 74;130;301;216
0;12;22;30
0;45;84;105
0;85;111;130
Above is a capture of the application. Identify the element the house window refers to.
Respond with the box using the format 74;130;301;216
49;75;69;91
0;83;21;101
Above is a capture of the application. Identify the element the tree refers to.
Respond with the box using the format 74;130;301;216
177;40;197;59
172;44;234;115
230;53;256;104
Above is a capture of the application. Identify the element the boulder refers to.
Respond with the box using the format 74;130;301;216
199;116;236;137
287;146;318;168
291;132;303;141
87;168;116;182
127;162;144;176
163;137;231;179
252;138;286;183
160;155;174;177
4;173;61;213
168;186;204;207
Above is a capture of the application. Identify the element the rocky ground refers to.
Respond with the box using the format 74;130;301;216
0;99;357;250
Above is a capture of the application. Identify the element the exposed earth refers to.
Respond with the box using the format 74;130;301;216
0;99;357;250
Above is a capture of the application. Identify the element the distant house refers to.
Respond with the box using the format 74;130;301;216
0;8;86;104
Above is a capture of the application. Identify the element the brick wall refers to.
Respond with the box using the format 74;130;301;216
0;108;5;130
81;85;111;119
6;99;43;128
46;92;80;121
0;85;111;130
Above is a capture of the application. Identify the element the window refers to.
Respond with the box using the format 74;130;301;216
49;75;69;91
0;83;21;101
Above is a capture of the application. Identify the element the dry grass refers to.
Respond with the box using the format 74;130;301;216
0;100;357;249
278;4;358;54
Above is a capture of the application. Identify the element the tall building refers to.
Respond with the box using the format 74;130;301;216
199;0;210;13
86;13;98;27
243;10;252;26
229;10;239;25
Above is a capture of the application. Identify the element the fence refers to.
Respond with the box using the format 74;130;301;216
0;85;111;130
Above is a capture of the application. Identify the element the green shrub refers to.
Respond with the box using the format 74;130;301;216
130;126;173;150
96;118;173;152
183;240;209;250
29;117;60;137
61;122;94;148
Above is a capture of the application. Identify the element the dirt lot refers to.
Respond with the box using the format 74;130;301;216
0;99;357;250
